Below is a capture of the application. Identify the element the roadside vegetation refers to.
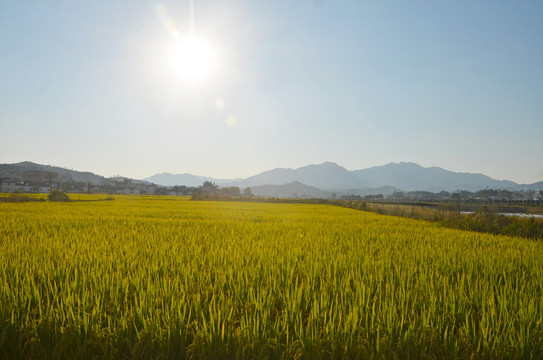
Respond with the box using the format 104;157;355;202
345;201;543;241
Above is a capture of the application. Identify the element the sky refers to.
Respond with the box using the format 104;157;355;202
1;0;542;184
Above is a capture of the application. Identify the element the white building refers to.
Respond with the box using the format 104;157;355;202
1;182;32;193
0;182;50;193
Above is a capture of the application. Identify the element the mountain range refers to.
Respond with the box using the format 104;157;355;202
2;161;542;197
144;161;543;196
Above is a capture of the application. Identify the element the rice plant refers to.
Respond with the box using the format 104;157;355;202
0;196;542;359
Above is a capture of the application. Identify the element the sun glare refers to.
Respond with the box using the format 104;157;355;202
172;37;214;80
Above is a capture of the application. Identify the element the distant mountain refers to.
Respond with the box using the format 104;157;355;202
353;162;520;192
232;162;366;189
250;182;334;198
234;161;541;193
518;181;543;191
0;161;106;184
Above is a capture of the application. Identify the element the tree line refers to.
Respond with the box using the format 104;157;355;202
191;181;254;200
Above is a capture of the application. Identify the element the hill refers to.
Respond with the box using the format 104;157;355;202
0;161;106;184
352;162;520;192
232;162;366;190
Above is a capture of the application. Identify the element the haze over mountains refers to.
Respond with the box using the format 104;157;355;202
2;161;542;197
144;162;543;195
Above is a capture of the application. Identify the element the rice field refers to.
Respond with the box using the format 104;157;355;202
0;195;542;359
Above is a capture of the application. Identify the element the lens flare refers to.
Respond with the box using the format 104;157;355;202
155;4;180;39
226;116;237;128
215;98;225;109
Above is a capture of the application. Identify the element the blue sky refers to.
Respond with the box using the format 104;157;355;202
1;0;542;183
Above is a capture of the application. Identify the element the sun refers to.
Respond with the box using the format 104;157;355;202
172;36;214;80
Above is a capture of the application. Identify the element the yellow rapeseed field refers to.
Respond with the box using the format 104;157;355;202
0;195;542;359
